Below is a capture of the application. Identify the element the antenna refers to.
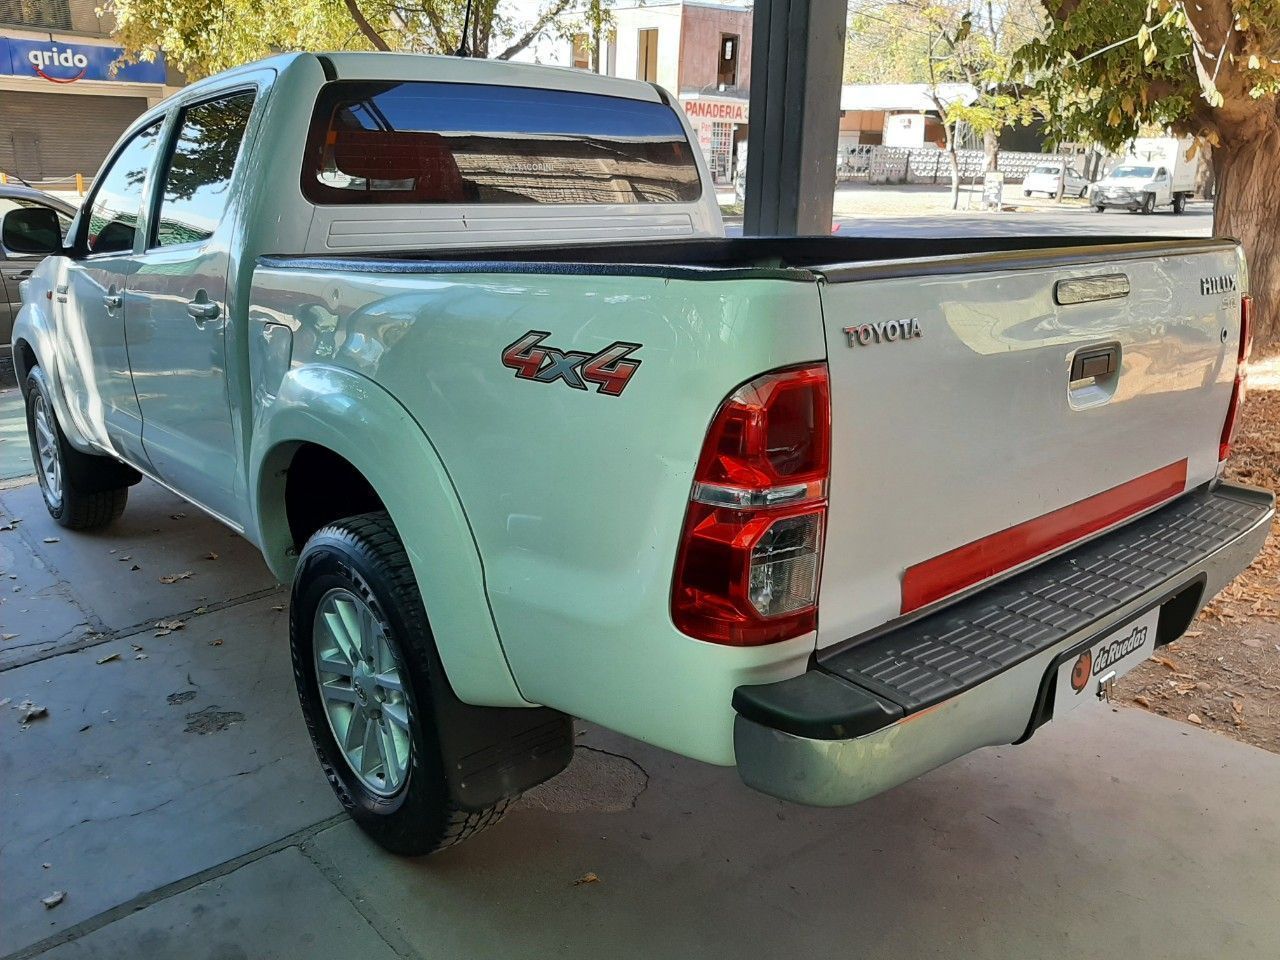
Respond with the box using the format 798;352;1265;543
455;0;474;57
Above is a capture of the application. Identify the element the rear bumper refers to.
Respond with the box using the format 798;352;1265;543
733;482;1274;806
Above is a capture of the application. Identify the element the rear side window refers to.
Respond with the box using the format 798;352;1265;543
303;81;702;206
152;92;255;247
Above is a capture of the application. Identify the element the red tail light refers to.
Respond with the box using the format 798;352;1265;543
1219;294;1253;462
672;365;830;646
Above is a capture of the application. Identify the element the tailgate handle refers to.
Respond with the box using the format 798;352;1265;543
1070;343;1120;382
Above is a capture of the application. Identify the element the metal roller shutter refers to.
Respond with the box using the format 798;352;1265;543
0;91;148;182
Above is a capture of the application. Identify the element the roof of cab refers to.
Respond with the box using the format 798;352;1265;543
305;51;665;102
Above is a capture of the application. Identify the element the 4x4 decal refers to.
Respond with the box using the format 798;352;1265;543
501;331;642;396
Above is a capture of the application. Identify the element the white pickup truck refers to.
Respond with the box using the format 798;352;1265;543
7;53;1272;856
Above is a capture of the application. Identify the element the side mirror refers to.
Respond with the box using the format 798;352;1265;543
2;206;64;256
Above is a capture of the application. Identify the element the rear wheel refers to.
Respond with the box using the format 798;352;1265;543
290;512;508;856
24;367;131;529
1172;193;1187;214
1023;189;1032;197
1094;205;1106;213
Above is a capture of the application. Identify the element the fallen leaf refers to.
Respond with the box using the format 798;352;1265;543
117;555;132;562
0;697;10;707
193;606;208;615
130;564;140;571
134;653;148;660
95;653;121;665
154;619;185;635
204;552;219;561
159;571;193;584
1152;655;1182;672
78;724;92;732
42;537;59;544
272;604;284;612
130;643;144;652
2;633;17;641
1241;638;1263;649
170;512;187;520
208;638;223;646
18;700;47;723
1231;700;1245;716
1187;713;1203;725
41;891;65;909
42;862;51;869
572;872;599;886
1133;695;1151;708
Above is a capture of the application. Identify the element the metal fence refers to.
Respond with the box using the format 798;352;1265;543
837;145;1078;185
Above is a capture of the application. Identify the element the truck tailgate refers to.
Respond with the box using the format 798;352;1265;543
814;241;1244;648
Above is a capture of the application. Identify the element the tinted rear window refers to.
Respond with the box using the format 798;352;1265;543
303;81;702;206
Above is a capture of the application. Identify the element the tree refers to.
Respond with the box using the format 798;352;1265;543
844;3;1044;206
103;0;580;80
1019;0;1280;347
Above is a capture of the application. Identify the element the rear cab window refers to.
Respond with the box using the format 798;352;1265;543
302;81;702;206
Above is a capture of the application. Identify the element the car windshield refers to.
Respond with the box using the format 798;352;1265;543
1031;165;1061;175
1111;165;1155;179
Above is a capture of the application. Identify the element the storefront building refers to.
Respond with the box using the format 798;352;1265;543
0;0;180;186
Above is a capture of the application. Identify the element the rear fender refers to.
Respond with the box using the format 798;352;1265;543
250;364;527;707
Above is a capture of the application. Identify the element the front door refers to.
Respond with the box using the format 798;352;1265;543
58;120;164;465
124;91;255;526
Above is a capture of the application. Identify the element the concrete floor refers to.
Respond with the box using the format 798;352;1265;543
2;475;1279;959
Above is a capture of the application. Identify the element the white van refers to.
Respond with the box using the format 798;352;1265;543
1091;137;1198;214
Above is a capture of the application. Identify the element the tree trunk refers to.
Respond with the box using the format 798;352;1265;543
982;128;999;173
1214;129;1280;350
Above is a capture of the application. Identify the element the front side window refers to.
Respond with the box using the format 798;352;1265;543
85;121;163;255
303;81;702;206
153;92;255;247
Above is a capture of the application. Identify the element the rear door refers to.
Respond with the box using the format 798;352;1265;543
814;244;1241;647
124;89;256;526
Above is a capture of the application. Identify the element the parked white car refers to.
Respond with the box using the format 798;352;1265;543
1022;160;1090;198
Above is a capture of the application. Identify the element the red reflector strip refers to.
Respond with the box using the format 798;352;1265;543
900;460;1188;614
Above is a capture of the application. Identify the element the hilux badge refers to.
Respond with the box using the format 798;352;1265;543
843;318;923;347
1200;275;1237;295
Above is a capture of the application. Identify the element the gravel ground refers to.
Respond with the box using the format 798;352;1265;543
1116;353;1280;752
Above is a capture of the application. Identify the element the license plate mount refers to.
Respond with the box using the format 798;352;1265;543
1054;606;1160;714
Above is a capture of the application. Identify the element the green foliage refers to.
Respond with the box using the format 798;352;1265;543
101;0;577;79
1018;0;1280;151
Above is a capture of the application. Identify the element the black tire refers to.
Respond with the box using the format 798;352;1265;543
1078;186;1088;198
1172;193;1187;214
1094;205;1106;213
24;367;130;530
1023;189;1031;197
290;511;508;856
1140;192;1155;215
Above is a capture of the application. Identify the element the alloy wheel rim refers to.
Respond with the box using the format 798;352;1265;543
31;393;62;507
312;587;413;797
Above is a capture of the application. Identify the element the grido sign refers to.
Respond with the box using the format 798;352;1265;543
0;35;166;85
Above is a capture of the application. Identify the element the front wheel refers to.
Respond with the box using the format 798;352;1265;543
1140;192;1155;215
24;367;132;529
1094;205;1106;213
290;512;508;856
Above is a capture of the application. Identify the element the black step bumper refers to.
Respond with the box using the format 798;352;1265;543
733;482;1274;806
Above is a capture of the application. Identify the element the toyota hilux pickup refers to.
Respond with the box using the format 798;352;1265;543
6;52;1272;856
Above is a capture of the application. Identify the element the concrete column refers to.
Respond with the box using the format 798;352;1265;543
743;0;847;235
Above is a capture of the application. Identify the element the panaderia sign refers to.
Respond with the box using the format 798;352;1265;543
679;97;749;124
0;35;166;85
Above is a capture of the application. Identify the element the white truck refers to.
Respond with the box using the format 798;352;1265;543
1091;136;1199;214
6;53;1271;857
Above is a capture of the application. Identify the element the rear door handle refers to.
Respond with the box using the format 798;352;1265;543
187;300;220;322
